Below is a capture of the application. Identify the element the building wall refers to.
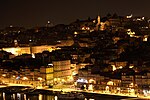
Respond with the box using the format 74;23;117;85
53;60;71;71
135;73;150;87
52;60;72;84
2;45;56;56
40;66;54;85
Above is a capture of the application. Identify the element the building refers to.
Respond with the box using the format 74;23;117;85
2;45;57;56
40;65;54;86
52;60;72;84
135;71;150;94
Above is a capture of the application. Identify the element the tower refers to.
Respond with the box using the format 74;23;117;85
96;15;101;31
97;15;101;25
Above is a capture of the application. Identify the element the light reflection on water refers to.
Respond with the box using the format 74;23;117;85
1;92;94;100
24;94;27;100
54;96;58;100
39;94;42;100
12;94;15;99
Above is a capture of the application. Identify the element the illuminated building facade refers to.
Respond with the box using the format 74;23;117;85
52;60;72;84
2;45;57;56
40;66;54;86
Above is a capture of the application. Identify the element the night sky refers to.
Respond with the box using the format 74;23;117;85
0;0;150;28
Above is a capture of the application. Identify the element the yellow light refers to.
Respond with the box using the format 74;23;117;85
39;94;42;100
119;66;123;69
72;72;77;76
38;77;42;81
68;76;73;81
54;96;58;100
129;83;134;87
127;29;131;31
130;83;133;85
143;35;148;42
22;77;28;80
93;20;96;23
87;27;90;30
2;47;21;56
74;31;78;34
112;65;116;71
54;78;57;81
106;86;109;92
107;81;113;86
143;37;148;41
62;79;65;82
129;66;134;68
89;79;95;84
126;14;132;18
32;53;35;58
88;84;93;91
82;27;85;30
58;78;60;81
2;74;6;77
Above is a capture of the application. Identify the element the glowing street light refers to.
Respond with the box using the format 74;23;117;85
12;75;16;78
2;74;6;77
106;86;109;92
38;77;42;81
74;31;78;34
88;84;93;91
107;81;114;86
22;77;28;80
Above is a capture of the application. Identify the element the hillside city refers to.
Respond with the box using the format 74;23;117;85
0;13;150;97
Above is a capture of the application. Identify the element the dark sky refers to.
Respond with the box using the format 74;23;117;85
0;0;150;28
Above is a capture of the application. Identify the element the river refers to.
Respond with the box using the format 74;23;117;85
0;92;138;100
0;86;139;100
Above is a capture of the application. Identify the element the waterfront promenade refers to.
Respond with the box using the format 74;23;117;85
0;77;149;99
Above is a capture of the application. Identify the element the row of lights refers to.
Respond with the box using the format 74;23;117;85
2;74;43;81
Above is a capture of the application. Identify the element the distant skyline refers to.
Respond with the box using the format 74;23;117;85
0;0;150;29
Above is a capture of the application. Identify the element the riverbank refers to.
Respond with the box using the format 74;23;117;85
0;82;148;99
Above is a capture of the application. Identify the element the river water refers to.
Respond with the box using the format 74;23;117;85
0;93;87;100
0;92;137;100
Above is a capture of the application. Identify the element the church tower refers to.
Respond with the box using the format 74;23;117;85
97;15;101;25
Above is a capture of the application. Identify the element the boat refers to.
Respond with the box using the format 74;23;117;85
57;92;85;100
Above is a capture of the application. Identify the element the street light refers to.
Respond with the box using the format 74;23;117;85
107;81;114;86
106;86;109;93
38;77;42;81
22;77;28;80
37;77;43;86
2;74;6;77
88;84;93;91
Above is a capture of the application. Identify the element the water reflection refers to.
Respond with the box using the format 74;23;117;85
54;96;58;100
1;92;93;100
3;92;5;100
39;94;42;100
12;94;15;99
0;90;136;100
17;93;21;100
24;94;27;100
